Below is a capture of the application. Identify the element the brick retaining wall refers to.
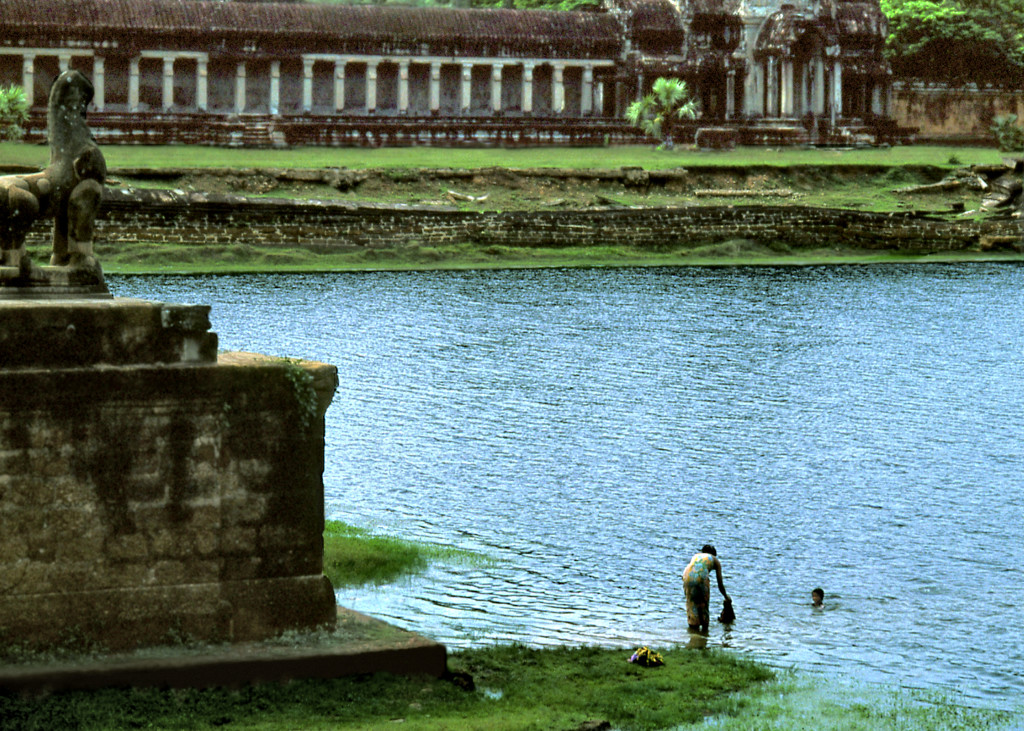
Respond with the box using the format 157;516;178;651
25;188;1021;255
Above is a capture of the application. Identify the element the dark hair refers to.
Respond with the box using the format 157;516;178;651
701;544;717;556
812;588;824;597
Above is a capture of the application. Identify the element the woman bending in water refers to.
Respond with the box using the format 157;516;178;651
682;544;730;633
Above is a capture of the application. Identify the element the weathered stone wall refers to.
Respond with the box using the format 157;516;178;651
894;84;1024;144
0;303;338;652
28;188;1019;255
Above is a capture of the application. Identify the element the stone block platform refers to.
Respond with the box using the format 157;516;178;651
0;607;447;692
0;296;340;655
0;297;217;367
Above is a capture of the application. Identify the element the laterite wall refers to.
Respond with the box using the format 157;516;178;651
894;84;1024;145
50;189;1023;254
0;301;338;652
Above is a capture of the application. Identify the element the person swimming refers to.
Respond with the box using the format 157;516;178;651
812;587;825;607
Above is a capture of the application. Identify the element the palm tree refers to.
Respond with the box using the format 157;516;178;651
625;77;699;150
0;85;28;141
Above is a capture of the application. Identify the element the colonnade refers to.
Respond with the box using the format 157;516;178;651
754;54;841;120
743;52;890;122
299;55;608;116
0;45;890;124
1;47;613;116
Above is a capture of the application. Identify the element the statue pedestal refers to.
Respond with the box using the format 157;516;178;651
0;263;110;300
0;297;216;367
0;297;338;653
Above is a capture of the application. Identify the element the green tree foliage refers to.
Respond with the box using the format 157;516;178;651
881;0;1024;87
625;77;699;149
0;85;28;141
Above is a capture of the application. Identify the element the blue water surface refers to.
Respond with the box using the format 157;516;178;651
110;262;1024;709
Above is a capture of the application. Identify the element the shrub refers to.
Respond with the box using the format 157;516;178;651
991;114;1024;153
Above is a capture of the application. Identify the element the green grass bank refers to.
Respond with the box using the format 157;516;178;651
0;142;1006;172
322;520;492;587
1;526;1019;729
6;142;1021;274
0;646;772;730
0;644;1015;730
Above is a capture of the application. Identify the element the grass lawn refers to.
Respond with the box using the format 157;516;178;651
0;645;774;730
1;522;1018;730
2;642;1014;730
0;142;1006;172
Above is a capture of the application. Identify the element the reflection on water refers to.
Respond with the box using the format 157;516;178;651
110;263;1024;708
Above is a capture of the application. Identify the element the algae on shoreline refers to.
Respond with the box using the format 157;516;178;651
323;520;493;588
93;240;1024;276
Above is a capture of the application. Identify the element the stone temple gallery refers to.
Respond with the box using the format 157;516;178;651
0;0;894;145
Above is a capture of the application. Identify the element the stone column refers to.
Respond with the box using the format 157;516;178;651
725;70;736;119
813;57;826;115
871;81;883;115
781;58;794;117
461;62;472;114
366;61;378;113
779;59;788;115
743;61;760;117
162;56;174;111
93;56;105;111
234;61;246;114
398;60;410;114
637;71;644;101
270;60;281;115
553;62;565;114
335;59;346;113
522;62;534;115
581;64;594;116
302;58;315;113
832;59;842;123
429;61;441;114
795;62;805;115
196;58;208;111
799;60;808;115
766;58;777;117
491;63;502;113
21;55;34;108
129;57;140;112
58;54;71;73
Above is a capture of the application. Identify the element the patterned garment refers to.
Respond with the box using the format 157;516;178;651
682;552;715;628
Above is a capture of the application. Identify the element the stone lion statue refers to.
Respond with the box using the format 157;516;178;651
0;69;106;273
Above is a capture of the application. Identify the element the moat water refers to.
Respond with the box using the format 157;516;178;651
111;263;1024;709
